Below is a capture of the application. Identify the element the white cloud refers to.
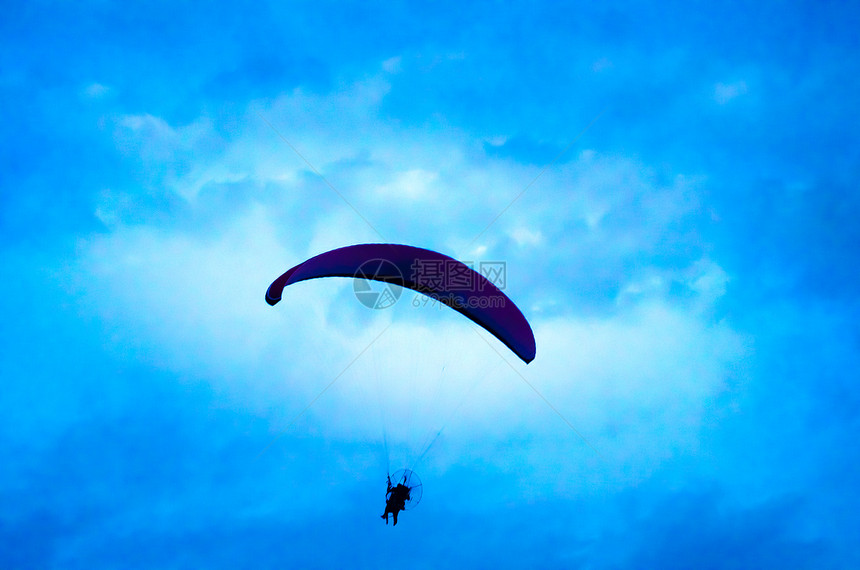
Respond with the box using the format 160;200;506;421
306;208;382;254
94;188;133;227
373;168;439;201
79;73;742;496
116;113;214;159
382;56;402;74
75;206;304;387
75;195;746;492
515;302;748;488
592;57;613;72
714;80;748;104
687;258;729;302
509;226;543;247
82;82;110;98
616;258;730;309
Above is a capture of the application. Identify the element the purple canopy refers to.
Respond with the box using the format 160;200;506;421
266;243;536;363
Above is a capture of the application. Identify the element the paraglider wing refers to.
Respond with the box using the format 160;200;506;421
266;243;536;363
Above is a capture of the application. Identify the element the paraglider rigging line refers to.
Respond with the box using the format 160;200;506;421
255;323;392;460
471;327;605;459
372;341;392;475
407;357;501;474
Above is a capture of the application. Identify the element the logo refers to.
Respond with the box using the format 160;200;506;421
353;258;403;309
479;261;506;290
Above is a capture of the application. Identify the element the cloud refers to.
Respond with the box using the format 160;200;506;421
71;197;746;498
714;80;748;104
373;168;439;201
592;57;613;72
381;56;402;74
82;82;111;99
62;76;746;494
509;226;542;247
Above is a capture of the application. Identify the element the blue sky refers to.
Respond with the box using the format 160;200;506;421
2;1;859;567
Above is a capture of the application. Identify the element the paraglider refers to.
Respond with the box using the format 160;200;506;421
266;243;535;526
381;469;422;526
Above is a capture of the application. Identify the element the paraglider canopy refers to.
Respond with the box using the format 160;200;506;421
265;243;536;363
